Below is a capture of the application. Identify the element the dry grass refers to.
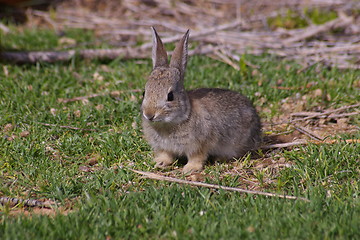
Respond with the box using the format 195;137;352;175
2;0;360;68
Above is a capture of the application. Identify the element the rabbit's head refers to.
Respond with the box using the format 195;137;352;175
141;28;191;124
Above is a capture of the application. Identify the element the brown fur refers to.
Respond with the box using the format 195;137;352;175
141;28;261;173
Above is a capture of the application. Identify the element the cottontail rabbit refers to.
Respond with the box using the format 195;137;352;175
141;27;261;173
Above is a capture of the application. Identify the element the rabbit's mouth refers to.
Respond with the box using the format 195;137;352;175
142;111;166;123
143;113;178;125
143;112;158;122
142;104;190;124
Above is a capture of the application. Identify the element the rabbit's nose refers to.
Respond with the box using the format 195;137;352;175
143;112;155;121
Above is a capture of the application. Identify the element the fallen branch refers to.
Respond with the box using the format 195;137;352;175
0;44;220;64
291;103;360;122
291;111;326;118
139;19;244;50
0;20;243;64
262;139;307;149
189;44;221;56
2;6;359;69
0;197;56;208
213;49;240;70
292;125;323;141
262;139;360;149
0;48;148;64
328;111;360;118
291;110;360;119
130;19;188;32
291;43;360;55
130;169;310;202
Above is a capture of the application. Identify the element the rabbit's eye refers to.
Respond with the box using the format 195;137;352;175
142;91;145;98
167;91;174;101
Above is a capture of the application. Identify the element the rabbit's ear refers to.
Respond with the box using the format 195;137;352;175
170;30;190;79
151;27;168;69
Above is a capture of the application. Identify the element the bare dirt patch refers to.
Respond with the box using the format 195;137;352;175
6;207;72;218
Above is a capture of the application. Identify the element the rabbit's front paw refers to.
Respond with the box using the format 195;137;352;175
183;152;206;174
154;151;174;168
183;162;203;174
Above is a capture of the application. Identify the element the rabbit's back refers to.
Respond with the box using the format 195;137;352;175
187;88;261;158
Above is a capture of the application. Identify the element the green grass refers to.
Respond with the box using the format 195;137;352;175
1;26;360;239
2;187;360;239
267;8;338;29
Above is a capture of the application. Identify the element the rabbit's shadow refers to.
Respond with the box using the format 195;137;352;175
174;134;290;168
174;151;263;168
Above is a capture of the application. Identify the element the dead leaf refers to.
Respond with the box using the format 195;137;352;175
3;123;14;132
100;65;111;72
79;165;91;172
188;173;204;182
313;89;322;98
81;99;90;105
58;37;76;46
45;146;61;160
7;135;17;141
252;69;259;76
93;72;104;82
87;153;101;166
306;81;317;88
74;110;81;118
9;207;71;217
20;131;30;137
3;66;9;76
130;95;137;102
336;118;349;128
50;108;57;116
353;80;360;88
96;104;104;110
110;91;121;97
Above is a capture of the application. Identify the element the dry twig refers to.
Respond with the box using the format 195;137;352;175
130;169;310;202
262;140;308;149
0;48;148;64
139;19;244;50
292;124;323;141
1;1;359;69
291;103;360;122
57;89;142;103
37;122;98;132
262;138;360;149
0;197;56;208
